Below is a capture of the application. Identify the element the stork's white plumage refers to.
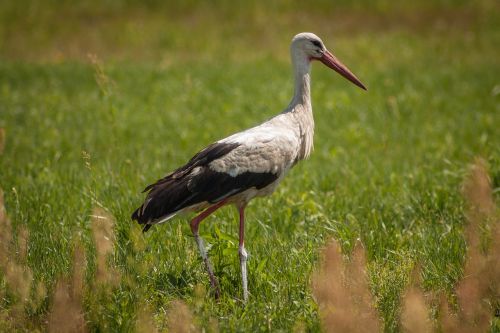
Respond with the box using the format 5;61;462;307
132;32;366;302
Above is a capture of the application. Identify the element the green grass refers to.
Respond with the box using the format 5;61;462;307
0;0;499;331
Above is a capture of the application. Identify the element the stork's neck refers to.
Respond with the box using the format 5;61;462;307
285;51;315;161
289;52;312;107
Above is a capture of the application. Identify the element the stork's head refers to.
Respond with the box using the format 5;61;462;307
291;32;366;90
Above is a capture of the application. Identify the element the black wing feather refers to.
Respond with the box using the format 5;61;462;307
131;142;278;231
142;142;239;192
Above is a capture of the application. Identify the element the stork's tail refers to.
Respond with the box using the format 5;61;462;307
131;206;152;232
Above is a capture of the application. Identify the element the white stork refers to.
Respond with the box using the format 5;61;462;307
132;32;366;302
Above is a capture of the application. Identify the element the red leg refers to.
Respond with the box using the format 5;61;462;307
190;200;227;300
190;200;227;235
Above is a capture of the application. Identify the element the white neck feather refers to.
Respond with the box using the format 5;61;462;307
289;50;312;108
285;49;315;160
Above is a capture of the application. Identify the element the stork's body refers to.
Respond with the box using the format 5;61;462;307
132;32;366;302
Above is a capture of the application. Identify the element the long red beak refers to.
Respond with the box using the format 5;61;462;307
318;50;367;90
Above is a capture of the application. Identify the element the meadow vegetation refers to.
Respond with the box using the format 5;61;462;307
0;0;499;331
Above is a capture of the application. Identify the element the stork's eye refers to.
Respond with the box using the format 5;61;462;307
311;40;322;48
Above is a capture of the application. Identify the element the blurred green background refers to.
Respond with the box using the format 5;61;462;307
0;0;499;332
1;0;498;62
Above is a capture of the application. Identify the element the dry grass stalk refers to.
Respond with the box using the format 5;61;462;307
400;264;432;333
48;279;86;333
206;317;220;333
88;53;114;97
71;242;86;301
0;310;16;332
461;158;496;253
441;158;499;332
32;280;47;309
292;320;306;333
462;158;496;221
135;303;158;333
90;207;119;285
442;224;500;332
48;243;87;333
3;258;33;305
17;225;29;261
401;282;431;333
312;240;381;333
0;189;33;323
166;300;199;333
401;264;433;333
0;189;12;265
130;226;159;333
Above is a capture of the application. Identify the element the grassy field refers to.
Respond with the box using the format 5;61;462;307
0;0;499;332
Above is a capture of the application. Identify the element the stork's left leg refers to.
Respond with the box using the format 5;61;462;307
190;200;227;300
238;205;249;302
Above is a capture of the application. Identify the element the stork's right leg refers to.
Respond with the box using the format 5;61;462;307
190;200;227;299
238;205;249;303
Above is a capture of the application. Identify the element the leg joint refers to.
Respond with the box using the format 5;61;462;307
239;246;248;261
190;220;198;235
